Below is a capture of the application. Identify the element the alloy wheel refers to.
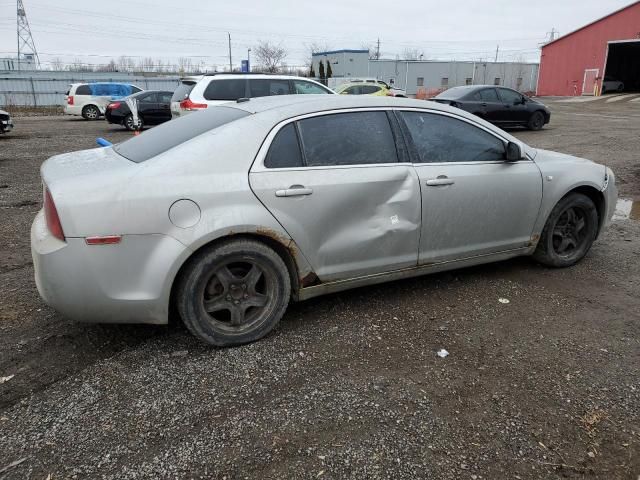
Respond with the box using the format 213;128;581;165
551;206;588;257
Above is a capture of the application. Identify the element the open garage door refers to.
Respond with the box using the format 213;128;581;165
602;40;640;94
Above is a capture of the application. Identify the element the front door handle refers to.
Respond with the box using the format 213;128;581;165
275;185;313;197
426;177;455;187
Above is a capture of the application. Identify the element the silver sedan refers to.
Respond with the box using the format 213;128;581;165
31;95;618;346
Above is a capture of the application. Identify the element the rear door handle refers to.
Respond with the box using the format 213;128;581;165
275;185;313;197
426;177;455;186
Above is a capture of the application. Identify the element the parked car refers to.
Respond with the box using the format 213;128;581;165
349;78;407;97
601;76;624;94
32;95;617;347
105;90;174;130
432;85;551;130
170;73;334;118
0;109;13;134
335;82;391;96
65;83;143;120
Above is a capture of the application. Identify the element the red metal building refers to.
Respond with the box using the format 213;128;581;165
537;1;640;96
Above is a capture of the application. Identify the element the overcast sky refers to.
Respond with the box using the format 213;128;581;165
0;0;633;69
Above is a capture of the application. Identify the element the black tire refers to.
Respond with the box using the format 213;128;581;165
533;193;599;268
81;104;100;120
176;239;291;346
527;111;545;131
124;114;143;131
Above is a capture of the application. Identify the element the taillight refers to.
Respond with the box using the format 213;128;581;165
67;96;74;105
43;186;65;241
107;102;121;109
179;98;208;110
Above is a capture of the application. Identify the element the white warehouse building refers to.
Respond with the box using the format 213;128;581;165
311;50;540;96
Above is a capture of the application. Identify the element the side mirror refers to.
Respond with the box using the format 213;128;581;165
505;141;522;161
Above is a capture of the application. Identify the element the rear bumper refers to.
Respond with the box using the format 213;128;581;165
31;210;189;325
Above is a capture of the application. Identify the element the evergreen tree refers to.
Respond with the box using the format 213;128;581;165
319;61;325;79
326;61;333;79
310;64;316;78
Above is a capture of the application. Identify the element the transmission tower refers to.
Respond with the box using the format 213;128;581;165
16;0;40;69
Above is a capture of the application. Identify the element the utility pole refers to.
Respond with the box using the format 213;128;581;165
16;0;40;70
375;38;380;60
247;48;251;72
228;33;232;72
549;28;557;41
494;45;499;62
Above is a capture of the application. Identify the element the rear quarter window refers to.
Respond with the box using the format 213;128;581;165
203;79;246;101
75;85;91;95
114;106;250;163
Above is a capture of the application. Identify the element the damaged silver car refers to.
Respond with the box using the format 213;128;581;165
31;95;617;346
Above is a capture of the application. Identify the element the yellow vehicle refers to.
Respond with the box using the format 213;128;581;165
335;82;392;96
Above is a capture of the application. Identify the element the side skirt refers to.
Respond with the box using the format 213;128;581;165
296;248;530;301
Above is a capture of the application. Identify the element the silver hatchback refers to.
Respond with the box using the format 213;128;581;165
32;95;617;346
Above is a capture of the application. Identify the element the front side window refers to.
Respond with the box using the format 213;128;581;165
249;79;291;98
203;79;246;101
158;92;173;103
498;88;522;104
297;111;398;166
264;124;303;169
131;86;143;93
292;80;330;94
399;111;505;163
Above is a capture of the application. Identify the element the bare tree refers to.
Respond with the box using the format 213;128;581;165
360;43;378;60
400;48;422;60
254;41;287;73
304;41;332;67
177;57;194;74
50;57;64;71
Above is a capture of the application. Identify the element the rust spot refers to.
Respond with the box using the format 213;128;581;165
301;272;320;287
528;234;540;247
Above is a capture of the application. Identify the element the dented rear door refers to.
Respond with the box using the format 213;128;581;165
249;110;421;283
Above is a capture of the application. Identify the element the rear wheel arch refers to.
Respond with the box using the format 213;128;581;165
169;232;304;322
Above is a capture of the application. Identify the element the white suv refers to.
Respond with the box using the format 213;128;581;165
170;74;334;118
64;83;143;120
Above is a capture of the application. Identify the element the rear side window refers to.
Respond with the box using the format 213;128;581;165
171;82;196;102
361;85;380;94
75;85;91;95
265;124;303;168
114;106;249;163
203;79;246;101
400;111;505;163
478;88;499;102
249;79;291;97
158;92;173;103
297;112;398;166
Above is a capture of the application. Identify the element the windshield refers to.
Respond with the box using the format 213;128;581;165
114;106;250;163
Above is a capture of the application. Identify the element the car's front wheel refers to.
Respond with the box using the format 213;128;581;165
81;104;100;120
176;239;291;346
533;192;599;268
527;111;545;131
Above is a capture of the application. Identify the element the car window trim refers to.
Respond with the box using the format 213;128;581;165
251;107;413;173
394;108;533;166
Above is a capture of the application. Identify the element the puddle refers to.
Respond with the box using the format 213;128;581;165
613;198;640;221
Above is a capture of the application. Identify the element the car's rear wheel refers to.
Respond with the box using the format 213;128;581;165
81;105;100;120
527;111;545;130
176;239;290;346
533;193;598;268
124;114;143;131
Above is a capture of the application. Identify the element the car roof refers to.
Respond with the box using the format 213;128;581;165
227;94;458;116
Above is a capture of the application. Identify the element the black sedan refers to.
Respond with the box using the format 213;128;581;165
105;90;173;131
432;86;550;130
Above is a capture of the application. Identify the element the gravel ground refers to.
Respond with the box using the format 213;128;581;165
0;99;639;479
